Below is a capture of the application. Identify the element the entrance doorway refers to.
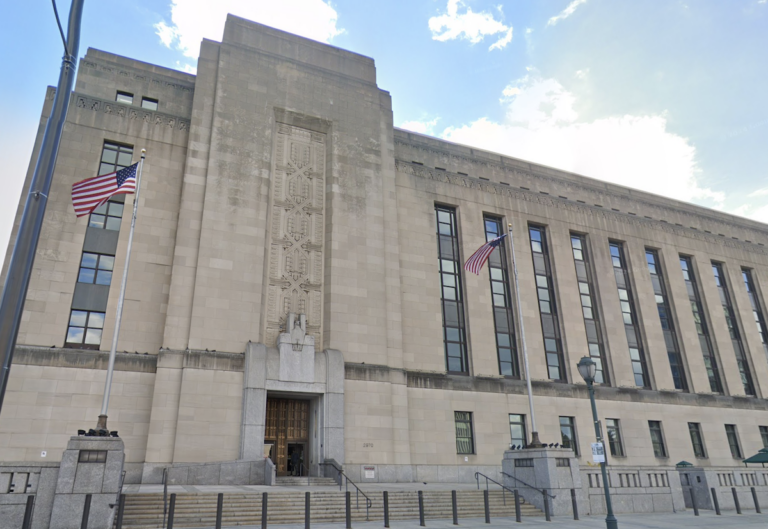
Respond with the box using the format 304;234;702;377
265;398;309;476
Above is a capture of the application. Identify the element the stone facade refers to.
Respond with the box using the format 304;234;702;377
2;14;768;509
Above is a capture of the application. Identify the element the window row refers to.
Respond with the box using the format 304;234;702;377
115;91;158;111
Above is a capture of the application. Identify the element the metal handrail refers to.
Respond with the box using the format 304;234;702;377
320;461;373;520
474;472;517;505
109;469;126;508
501;471;556;500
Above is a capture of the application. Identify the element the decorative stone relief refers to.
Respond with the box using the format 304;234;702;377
73;93;190;131
265;123;325;346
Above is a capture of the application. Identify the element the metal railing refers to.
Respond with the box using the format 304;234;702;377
320;461;372;519
474;471;517;505
501;471;556;500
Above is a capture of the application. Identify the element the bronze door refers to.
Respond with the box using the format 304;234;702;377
265;398;309;476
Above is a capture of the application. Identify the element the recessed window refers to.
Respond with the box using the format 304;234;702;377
725;424;742;459
606;419;625;457
66;310;105;348
688;423;707;458
648;421;667;458
115;91;133;104
436;206;468;374
454;411;474;454
509;414;527;448
99;142;134;177
79;450;108;463
559;416;579;455
141;97;158;111
759;426;768;448
78;253;115;285
88;199;124;231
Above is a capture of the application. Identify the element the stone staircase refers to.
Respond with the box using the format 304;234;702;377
274;476;338;487
116;489;543;528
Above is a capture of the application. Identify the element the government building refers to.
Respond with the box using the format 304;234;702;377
2;14;768;519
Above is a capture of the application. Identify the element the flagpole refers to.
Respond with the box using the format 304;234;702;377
97;149;145;431
508;223;543;448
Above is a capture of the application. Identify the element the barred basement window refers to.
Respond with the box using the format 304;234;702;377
571;234;608;384
65;310;105;348
741;269;768;361
680;257;723;393
610;242;649;387
454;412;474;454
646;250;687;391
648;421;667;458
79;450;108;463
484;217;518;377
606;418;625;457
555;458;570;467
529;225;565;381
688;423;707;459
713;263;755;396
435;206;468;373
725;424;743;459
77;253;115;285
515;458;534;467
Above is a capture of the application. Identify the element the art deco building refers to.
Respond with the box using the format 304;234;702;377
2;15;768;493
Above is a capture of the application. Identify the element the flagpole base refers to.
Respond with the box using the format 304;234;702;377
97;414;108;430
528;431;545;448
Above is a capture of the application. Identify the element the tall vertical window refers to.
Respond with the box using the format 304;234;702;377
436;206;468;373
680;257;723;393
713;263;755;396
454;412;474;454
559;416;579;455
759;426;768;448
742;269;768;361
529;225;566;381
688;423;707;458
648;421;667;458
571;234;608;384
610;242;649;388
605;419;625;457
89;142;133;230
646;250;687;391
484;217;518;377
725;424;742;459
509;414;527;448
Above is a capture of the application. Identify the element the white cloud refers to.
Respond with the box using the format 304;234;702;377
428;0;513;51
547;0;588;27
748;187;768;197
399;118;440;135
155;0;344;59
440;75;724;208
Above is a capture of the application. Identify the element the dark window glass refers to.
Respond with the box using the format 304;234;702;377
454;412;474;454
141;97;158;110
115;91;133;104
509;414;527;448
688;423;706;458
77;253;115;286
89;142;132;231
649;421;667;458
759;426;768;449
606;419;625;457
559;416;578;455
611;242;649;387
572;234;608;384
725;424;742;459
436;207;468;373
742;269;768;361
65;310;105;348
529;225;565;381
646;250;687;391
713;263;755;396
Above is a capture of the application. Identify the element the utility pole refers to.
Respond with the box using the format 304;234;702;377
0;0;86;414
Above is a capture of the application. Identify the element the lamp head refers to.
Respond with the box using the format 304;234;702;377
577;356;597;384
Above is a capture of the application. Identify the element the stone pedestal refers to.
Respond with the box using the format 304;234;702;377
502;447;583;516
49;436;124;529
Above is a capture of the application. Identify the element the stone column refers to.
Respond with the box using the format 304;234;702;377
241;342;268;460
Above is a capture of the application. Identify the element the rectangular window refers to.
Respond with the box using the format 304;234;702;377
484;217;518;377
646;250;687;391
78;450;108;463
509;413;527;449
611;242;649;387
742;269;768;361
688;423;707;458
649;421;667;458
141;97;158;111
115;91;133;104
559;416;579;455
65;310;105;348
77;252;115;285
571;234;609;384
529;225;565;381
88;199;125;231
606;418;625;457
759;426;768;448
725;424;742;459
436;206;468;373
454;411;474;454
99;142;134;177
713;263;755;396
680;257;722;393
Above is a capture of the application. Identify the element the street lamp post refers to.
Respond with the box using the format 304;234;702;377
577;356;618;529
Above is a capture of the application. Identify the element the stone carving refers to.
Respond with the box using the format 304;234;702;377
72;92;190;131
265;123;325;346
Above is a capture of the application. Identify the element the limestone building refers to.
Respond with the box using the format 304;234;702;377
3;15;768;494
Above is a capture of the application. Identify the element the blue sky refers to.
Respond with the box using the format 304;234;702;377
1;0;767;262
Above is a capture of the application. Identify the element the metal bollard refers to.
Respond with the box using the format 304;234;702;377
305;491;310;529
215;493;224;528
418;490;425;527
22;495;34;529
711;488;721;515
689;488;698;516
514;490;521;523
570;488;579;520
115;494;126;529
451;490;458;525
384;491;390;528
81;494;92;529
167;493;176;529
732;487;741;514
262;492;268;529
543;489;551;522
751;486;761;513
346;491;352;529
483;489;490;524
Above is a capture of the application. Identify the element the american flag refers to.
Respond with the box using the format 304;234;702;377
464;234;507;275
71;163;138;218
